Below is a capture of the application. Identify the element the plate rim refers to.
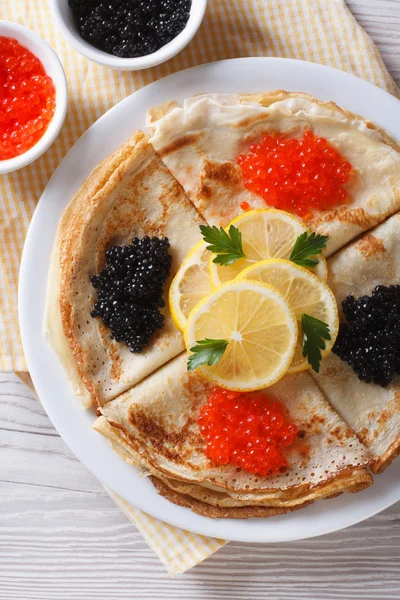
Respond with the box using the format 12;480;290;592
19;57;400;543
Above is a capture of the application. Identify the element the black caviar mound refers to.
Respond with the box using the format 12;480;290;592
333;285;400;387
69;0;192;58
90;236;172;353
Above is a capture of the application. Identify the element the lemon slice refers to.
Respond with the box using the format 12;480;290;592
184;280;298;391
238;259;339;373
209;209;328;285
169;241;213;331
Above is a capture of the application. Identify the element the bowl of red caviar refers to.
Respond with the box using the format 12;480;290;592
0;21;68;175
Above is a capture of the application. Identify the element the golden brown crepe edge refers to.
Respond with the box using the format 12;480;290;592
150;472;374;518
150;476;316;519
372;436;400;474
153;469;372;509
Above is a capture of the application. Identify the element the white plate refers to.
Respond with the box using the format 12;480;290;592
19;58;400;543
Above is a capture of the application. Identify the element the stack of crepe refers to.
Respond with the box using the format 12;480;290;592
46;92;400;518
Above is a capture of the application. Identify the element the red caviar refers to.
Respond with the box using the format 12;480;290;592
197;387;298;476
240;200;250;211
237;130;352;218
0;37;56;161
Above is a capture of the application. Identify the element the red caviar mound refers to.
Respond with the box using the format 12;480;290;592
237;130;352;218
197;387;298;477
0;37;56;161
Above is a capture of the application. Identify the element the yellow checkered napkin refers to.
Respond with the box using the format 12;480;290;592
2;0;398;574
16;371;227;575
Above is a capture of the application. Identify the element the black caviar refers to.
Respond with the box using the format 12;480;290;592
90;236;172;353
333;285;400;387
68;0;192;58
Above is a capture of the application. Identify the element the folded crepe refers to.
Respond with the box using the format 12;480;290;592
94;353;373;518
45;131;205;408
148;91;400;256
312;212;400;473
149;478;314;519
93;416;315;518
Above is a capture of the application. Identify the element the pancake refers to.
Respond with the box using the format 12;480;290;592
311;213;400;473
150;475;368;519
150;467;371;509
150;477;314;519
94;353;372;513
148;91;400;256
45;131;205;408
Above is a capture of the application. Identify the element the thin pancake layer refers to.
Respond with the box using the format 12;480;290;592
151;469;371;508
45;190;93;409
312;213;400;472
95;353;372;508
150;477;314;519
53;131;204;407
148;91;400;256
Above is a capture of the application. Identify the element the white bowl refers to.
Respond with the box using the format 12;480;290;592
51;0;208;71
0;21;68;175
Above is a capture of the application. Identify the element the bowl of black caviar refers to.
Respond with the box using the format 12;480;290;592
51;0;207;70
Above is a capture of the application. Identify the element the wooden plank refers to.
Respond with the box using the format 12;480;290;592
348;0;400;84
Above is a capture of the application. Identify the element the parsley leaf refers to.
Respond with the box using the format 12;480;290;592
301;314;331;373
289;231;329;268
187;338;229;371
200;224;245;266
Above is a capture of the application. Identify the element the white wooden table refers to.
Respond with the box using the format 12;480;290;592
2;2;400;597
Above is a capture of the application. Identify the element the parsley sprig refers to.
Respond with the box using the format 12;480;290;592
194;223;332;373
289;231;329;268
200;224;245;266
187;338;228;371
200;223;328;270
301;314;331;373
